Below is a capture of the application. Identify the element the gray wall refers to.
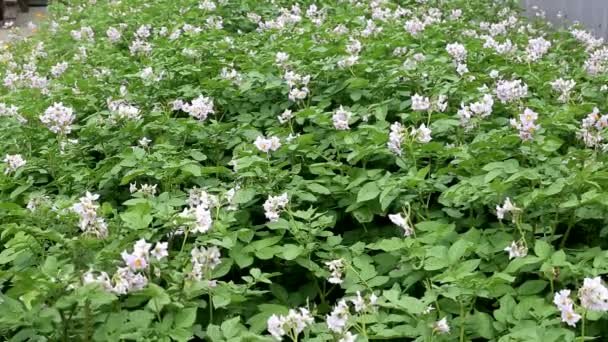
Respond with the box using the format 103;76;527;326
521;0;608;39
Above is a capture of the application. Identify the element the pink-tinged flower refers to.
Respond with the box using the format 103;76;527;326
121;251;148;271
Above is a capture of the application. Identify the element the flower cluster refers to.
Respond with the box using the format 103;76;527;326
255;136;282;153
553;290;581;327
263;193;289;222
338;38;361;69
579;107;608;148
387;122;406;156
495;79;528;104
3;154;26;174
267;307;314;341
411;93;431;111
0;103;26;123
332;106;352;130
84;239;167;295
457;94;494;129
446;42;468;74
325;259;345;284
108;100;141;123
129;182;157;197
326;292;377;337
190;245;221;281
39;102;76;135
71;192;108;238
180;95;215;121
525;36;551;62
550;78;576;103
554;277;608;328
510;108;540;141
283;70;310;102
179;188;216;234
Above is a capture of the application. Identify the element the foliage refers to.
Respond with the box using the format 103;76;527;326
1;0;608;341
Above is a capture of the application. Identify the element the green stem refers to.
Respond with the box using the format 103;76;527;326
580;311;586;341
560;215;575;249
208;291;213;323
180;228;190;253
459;301;466;342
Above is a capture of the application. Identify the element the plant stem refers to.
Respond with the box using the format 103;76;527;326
459;301;466;342
180;228;190;253
580;310;586;341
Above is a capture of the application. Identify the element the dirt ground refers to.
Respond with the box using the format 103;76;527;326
0;6;47;42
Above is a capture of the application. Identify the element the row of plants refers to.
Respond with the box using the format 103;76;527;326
2;0;608;341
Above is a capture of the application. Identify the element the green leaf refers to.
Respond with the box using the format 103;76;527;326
306;183;331;195
182;164;202;177
357;182;380;202
280;244;304;260
174;307;197;329
534;240;553;259
517;280;547;295
447;239;471;264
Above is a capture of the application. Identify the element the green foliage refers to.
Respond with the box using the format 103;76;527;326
0;0;608;341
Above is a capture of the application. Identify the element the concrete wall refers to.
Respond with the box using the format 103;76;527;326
521;0;608;39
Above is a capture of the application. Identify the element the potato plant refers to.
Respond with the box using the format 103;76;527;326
1;0;608;341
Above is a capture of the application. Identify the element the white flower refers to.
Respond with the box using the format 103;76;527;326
413;123;432;143
526;36;551;62
422;305;435;314
333;106;352;130
433;317;450;334
446;42;467;62
151;242;168;260
387;122;406;156
504;241;528;259
496;79;528;103
325;259;344;284
263;193;289;222
267;314;285;340
277;109;294;124
389;213;413;236
71;192;107;238
551;78;576;103
339;332;358;342
3;154;26;174
40;102;76;135
327;300;349;333
496;197;521;221
182;95;214;121
192;205;213;233
554;289;573;311
51;62;69;77
121;251;148;271
275;52;289;66
411;94;431;111
579;277;608;312
138;137;152;147
435;95;448;112
190;246;221;280
106;27;121;43
561;306;582;327
255;136;282;153
267;308;314;341
404;17;426;36
456;63;469;75
350;291;377;313
511;108;540;141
